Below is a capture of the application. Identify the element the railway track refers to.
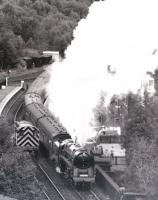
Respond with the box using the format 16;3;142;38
14;102;24;122
72;179;111;200
35;155;81;200
0;69;43;123
1;68;45;123
91;184;111;200
37;163;67;200
75;188;102;200
35;152;111;200
1;89;25;123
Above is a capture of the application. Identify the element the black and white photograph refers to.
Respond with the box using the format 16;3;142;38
0;0;157;199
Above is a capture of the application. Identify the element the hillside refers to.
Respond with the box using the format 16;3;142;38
0;0;93;69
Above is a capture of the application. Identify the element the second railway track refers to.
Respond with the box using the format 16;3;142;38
1;89;25;122
2;68;44;123
37;163;67;200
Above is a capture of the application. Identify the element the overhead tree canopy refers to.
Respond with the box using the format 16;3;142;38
0;0;93;69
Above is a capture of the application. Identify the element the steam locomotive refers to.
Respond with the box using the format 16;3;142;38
24;71;95;188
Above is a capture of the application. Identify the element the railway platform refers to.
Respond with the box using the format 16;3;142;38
0;86;22;116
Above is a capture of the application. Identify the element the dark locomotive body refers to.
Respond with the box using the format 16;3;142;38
24;71;95;188
58;139;95;187
15;120;40;157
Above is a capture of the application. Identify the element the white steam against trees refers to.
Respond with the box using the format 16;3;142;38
46;0;158;145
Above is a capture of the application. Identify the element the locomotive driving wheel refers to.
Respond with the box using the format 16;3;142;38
63;167;70;179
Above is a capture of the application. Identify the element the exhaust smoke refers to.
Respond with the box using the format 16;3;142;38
46;0;158;145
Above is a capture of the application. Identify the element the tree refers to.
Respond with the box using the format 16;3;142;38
123;93;157;152
25;37;36;49
47;18;74;52
0;0;91;66
0;118;11;153
0;147;46;200
93;92;107;126
62;0;88;19
0;28;21;69
122;92;158;199
31;0;51;16
124;139;158;200
0;117;46;199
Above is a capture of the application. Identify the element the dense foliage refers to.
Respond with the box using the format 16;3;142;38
0;119;12;153
123;93;158;200
0;148;46;200
94;91;158;199
0;0;93;69
93;93;126;127
93;92;107;126
0;118;46;200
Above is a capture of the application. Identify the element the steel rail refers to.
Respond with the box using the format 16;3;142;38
90;190;102;200
13;102;24;122
34;175;51;200
74;190;85;200
0;89;24;119
43;191;51;200
38;163;66;200
74;186;102;200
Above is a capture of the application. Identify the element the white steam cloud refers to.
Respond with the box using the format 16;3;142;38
46;0;158;145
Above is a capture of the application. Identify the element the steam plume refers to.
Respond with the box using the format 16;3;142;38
46;0;158;145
